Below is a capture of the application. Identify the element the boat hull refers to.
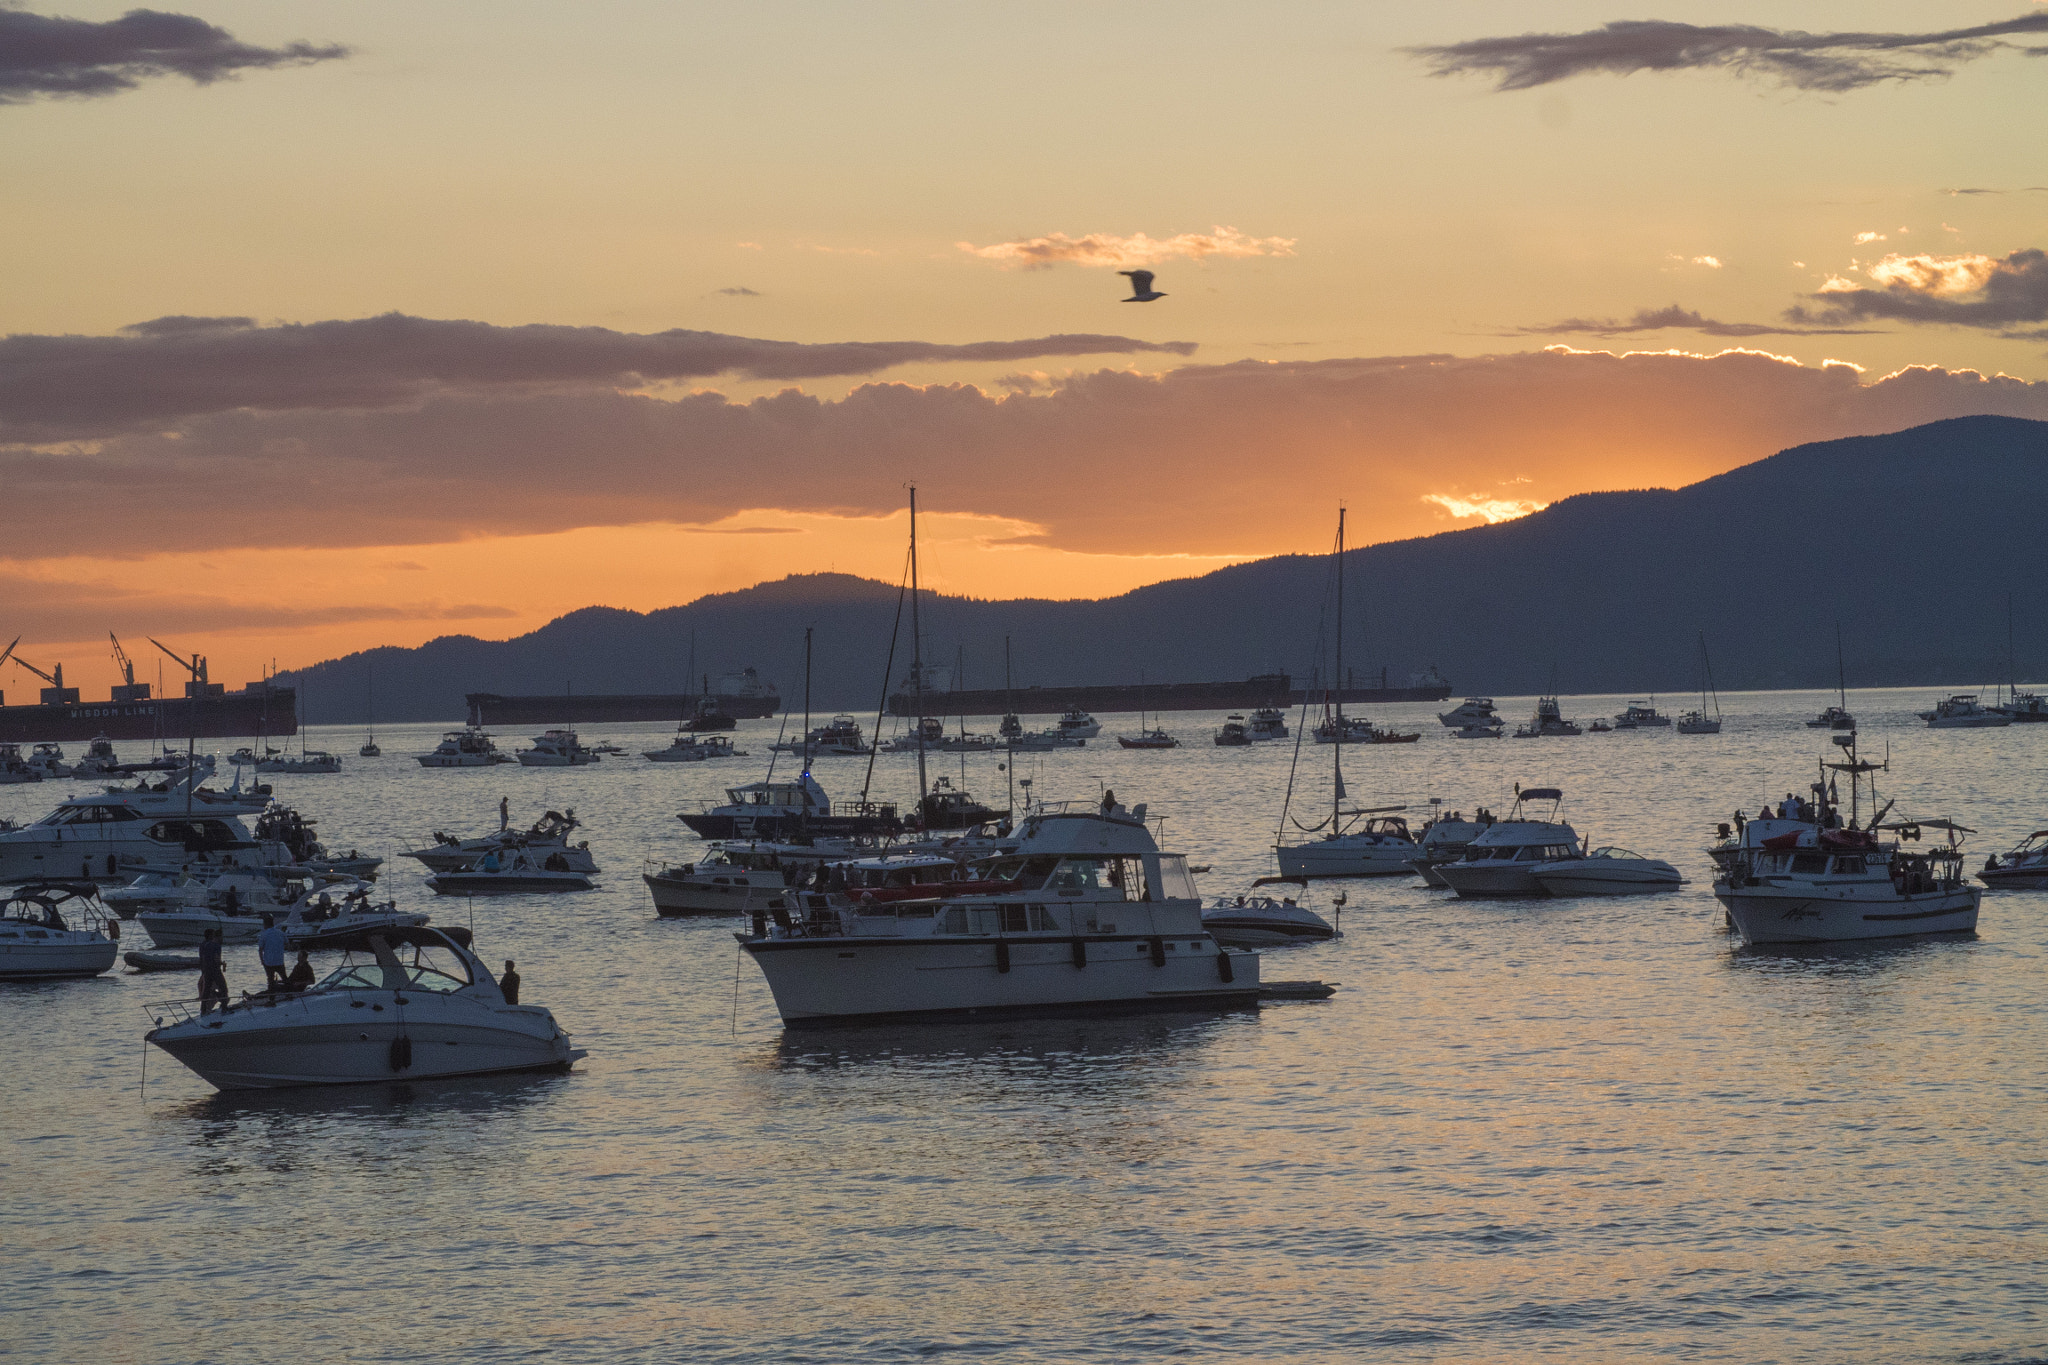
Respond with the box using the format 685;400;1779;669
1276;840;1420;878
644;871;796;917
1716;885;1980;943
1436;863;1548;898
147;1001;581;1090
426;873;593;895
1530;866;1682;896
743;934;1261;1026
1200;917;1334;947
1979;867;2048;890
0;937;118;979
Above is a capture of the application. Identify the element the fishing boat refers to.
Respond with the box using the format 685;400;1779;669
1713;731;1980;943
735;796;1260;1027
144;926;586;1090
1214;716;1251;746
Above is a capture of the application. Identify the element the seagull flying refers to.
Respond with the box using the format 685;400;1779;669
1118;269;1165;302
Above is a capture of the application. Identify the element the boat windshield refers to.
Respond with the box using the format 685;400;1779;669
1588;847;1642;860
318;942;475;993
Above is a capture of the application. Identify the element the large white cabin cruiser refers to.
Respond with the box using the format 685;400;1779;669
1612;701;1670;729
144;926;585;1090
1246;708;1289;740
1052;708;1100;741
1712;732;1979;943
738;798;1260;1026
644;733;746;763
643;839;861;917
1435;788;1582;898
0;786;271;884
1438;698;1499;728
679;773;898;841
517;729;599;766
1513;698;1582;738
417;727;514;767
0;883;119;980
772;715;871;757
1919;694;2010;729
0;743;41;784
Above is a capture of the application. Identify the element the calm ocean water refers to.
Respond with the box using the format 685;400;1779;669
6;688;2048;1364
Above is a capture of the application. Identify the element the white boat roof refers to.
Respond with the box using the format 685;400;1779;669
845;853;958;872
1014;805;1160;855
1471;820;1578;847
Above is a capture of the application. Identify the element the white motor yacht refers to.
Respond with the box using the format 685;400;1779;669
1435;788;1582;898
137;871;338;947
1612;701;1671;729
1979;833;2048;890
643;839;862;918
517;729;599;766
772;715;870;756
1052;708;1101;741
1530;848;1683;896
70;736;122;776
23;744;71;779
418;727;514;767
0;785;274;884
1246;707;1289;740
0;882;119;980
1919;694;2011;729
0;743;41;784
258;749;342;774
1438;698;1500;728
1277;809;1422;878
877;717;946;754
402;808;594;873
1202;878;1339;946
1406;804;1498;887
104;868;207;919
426;849;596;894
144;926;585;1090
644;732;747;763
737;797;1260;1026
1214;717;1251;746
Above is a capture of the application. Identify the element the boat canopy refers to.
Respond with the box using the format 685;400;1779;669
1518;787;1562;801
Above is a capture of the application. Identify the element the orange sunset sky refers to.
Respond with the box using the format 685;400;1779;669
5;1;2048;695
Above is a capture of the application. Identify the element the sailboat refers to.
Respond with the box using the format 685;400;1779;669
1309;511;1418;746
1275;509;1424;877
359;662;381;756
1806;624;1856;729
1117;673;1179;748
1994;594;2048;721
1676;634;1723;734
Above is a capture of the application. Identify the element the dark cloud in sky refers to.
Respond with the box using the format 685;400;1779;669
1789;249;2048;333
0;8;349;103
1946;186;2048;196
1408;13;2048;93
6;349;2046;562
0;313;1199;441
715;287;762;297
1512;305;1882;339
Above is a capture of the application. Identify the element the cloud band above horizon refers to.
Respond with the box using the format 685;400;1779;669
0;6;349;103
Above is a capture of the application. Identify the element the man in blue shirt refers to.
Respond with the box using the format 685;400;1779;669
257;914;288;990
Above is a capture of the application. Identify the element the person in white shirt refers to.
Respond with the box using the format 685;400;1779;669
256;914;288;990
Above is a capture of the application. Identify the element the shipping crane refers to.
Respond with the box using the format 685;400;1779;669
148;637;218;698
9;648;76;703
109;633;152;701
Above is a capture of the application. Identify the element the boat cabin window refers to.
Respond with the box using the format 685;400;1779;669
1049;857;1146;900
999;904;1028;932
940;907;969;934
1790;853;1829;875
1832;856;1866;874
1029;904;1059;931
1148;854;1198;901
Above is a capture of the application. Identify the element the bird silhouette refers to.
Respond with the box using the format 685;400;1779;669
1118;269;1165;302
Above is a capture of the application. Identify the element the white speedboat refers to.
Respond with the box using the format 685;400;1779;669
644;732;746;763
517;729;599;766
282;887;431;950
1979;832;2048;890
1919;694;2010;729
1277;809;1422;878
1202;878;1338;946
642;840;858;918
1512;698;1582;738
23;744;71;779
402;808;594;873
1530;848;1683;896
737;796;1260;1026
417;727;514;767
1438;698;1499;728
104;868;207;919
1246;707;1289;740
144;926;585;1090
1451;723;1503;739
137;870;335;946
1406;804;1498;887
1435;788;1582;898
426;850;596;895
0;743;41;784
0;882;119;980
1612;701;1670;729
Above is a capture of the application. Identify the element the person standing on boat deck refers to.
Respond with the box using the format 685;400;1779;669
257;914;287;989
1733;810;1746;835
197;929;228;1014
499;796;509;831
501;961;521;1005
1100;788;1117;816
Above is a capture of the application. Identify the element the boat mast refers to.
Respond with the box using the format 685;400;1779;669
1333;508;1345;830
1835;622;1848;714
801;626;813;772
909;486;928;805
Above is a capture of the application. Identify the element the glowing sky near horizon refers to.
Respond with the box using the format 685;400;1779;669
5;1;2048;693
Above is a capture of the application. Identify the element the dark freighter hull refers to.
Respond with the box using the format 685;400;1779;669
0;690;298;744
887;672;1453;718
468;692;780;726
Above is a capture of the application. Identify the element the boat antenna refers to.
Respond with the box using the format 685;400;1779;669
908;485;929;807
860;544;913;805
801;626;813;774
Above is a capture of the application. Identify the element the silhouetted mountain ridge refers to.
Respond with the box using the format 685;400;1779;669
282;415;2048;722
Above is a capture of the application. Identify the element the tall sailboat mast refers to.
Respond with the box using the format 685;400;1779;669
1332;508;1346;829
908;486;929;804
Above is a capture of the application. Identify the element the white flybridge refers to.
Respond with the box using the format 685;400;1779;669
737;797;1261;1026
145;926;586;1090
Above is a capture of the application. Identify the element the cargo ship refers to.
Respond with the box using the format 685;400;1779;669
469;668;781;728
886;669;1453;718
0;685;298;744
